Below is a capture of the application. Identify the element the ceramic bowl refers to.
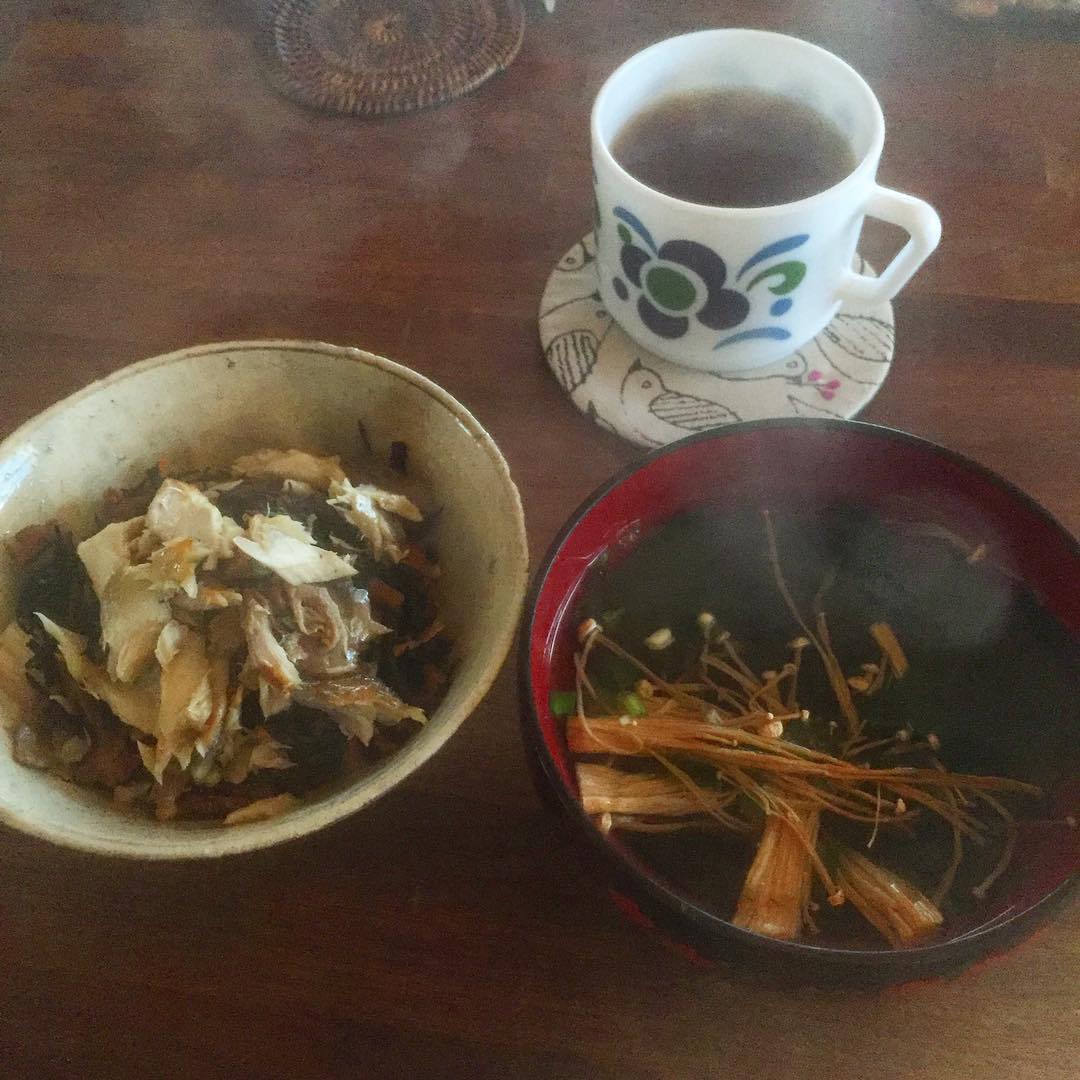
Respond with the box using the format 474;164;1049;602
0;341;528;858
520;419;1078;987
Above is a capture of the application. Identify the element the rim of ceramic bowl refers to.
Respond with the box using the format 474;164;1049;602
519;417;1078;978
0;340;529;858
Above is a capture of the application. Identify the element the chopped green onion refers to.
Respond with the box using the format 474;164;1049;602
549;690;577;717
618;691;646;717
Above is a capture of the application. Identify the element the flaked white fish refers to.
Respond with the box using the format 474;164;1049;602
231;448;347;491
327;477;422;562
233;515;356;586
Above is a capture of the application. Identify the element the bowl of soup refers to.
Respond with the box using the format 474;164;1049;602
519;419;1078;986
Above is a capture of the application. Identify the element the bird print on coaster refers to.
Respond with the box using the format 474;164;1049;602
558;238;597;273
817;313;896;384
538;232;896;448
546;329;599;394
620;359;739;447
707;350;808;384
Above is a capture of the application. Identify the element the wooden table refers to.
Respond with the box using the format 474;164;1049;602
1;2;1077;1077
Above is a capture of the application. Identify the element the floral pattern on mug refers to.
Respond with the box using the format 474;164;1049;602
609;206;811;350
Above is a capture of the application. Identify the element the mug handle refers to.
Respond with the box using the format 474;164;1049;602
836;186;942;305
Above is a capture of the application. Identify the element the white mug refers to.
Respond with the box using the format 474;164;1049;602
591;29;941;373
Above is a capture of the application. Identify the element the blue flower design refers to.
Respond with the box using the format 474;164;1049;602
608;207;811;350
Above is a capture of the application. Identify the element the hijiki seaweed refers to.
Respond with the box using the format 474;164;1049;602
557;508;1075;946
0;448;452;824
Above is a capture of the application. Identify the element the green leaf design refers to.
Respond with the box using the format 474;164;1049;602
746;260;806;296
617;224;632;245
645;266;697;311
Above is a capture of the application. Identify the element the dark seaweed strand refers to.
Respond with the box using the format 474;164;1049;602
263;705;348;795
15;526;103;678
98;467;162;526
389;441;408;475
356;420;374;458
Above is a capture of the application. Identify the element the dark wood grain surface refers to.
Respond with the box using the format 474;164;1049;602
1;3;1077;1077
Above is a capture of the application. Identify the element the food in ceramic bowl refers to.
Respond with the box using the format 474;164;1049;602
0;341;527;858
4;446;450;825
520;419;1078;986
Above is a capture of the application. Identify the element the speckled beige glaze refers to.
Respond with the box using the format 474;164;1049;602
0;341;528;858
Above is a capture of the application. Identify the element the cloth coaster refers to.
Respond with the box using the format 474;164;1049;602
540;232;895;448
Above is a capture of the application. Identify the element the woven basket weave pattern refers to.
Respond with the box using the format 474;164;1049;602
260;0;526;117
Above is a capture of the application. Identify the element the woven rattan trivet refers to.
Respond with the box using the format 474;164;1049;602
258;0;526;117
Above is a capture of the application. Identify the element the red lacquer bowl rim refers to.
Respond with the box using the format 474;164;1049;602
519;417;1079;977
